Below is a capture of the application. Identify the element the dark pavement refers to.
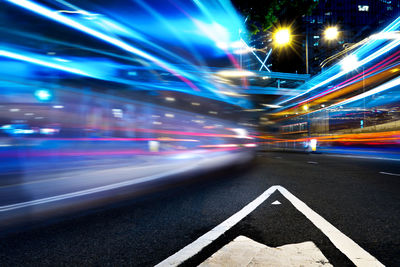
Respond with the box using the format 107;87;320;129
0;152;399;266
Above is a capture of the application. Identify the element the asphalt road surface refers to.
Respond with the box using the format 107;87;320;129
0;152;399;266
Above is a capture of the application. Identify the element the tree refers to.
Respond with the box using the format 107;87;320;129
232;0;319;35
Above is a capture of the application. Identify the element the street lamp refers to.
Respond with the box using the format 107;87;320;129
305;25;340;74
267;25;339;73
324;26;339;41
273;28;292;46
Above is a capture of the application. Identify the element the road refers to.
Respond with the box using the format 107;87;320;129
0;152;399;266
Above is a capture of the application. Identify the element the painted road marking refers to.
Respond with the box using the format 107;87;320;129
199;236;332;267
277;186;383;267
326;154;400;161
155;186;277;267
379;171;400;177
271;200;281;205
156;185;384;267
307;161;318;164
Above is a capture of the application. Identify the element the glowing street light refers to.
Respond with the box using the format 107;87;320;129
324;26;339;40
273;28;291;46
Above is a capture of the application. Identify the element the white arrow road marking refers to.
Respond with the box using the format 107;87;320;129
271;200;281;205
156;185;384;267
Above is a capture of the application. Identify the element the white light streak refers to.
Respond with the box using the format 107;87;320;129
0;50;90;76
5;0;195;82
217;69;255;77
277;36;400;106
340;54;359;72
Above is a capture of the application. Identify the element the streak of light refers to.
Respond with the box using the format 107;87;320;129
262;104;282;108
304;52;400;104
219;91;247;97
133;0;210;77
5;0;200;91
0;50;91;77
257;130;400;145
0;147;243;159
198;144;238;148
216;69;255;77
276;26;400;106
23;137;200;142
328;75;400;108
171;1;247;88
274;51;400;117
340;54;358;72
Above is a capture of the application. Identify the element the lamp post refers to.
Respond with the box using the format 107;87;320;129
306;29;309;74
272;25;339;74
272;27;292;71
308;26;340;74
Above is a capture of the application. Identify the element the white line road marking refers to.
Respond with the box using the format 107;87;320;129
155;186;277;267
156;185;384;267
307;161;318;164
379;171;400;176
325;154;400;161
271;200;281;205
277;186;384;267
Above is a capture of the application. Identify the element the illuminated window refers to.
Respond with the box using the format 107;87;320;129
358;5;369;11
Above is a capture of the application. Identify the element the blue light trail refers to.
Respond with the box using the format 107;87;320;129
275;15;400;107
0;49;91;77
5;0;200;87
